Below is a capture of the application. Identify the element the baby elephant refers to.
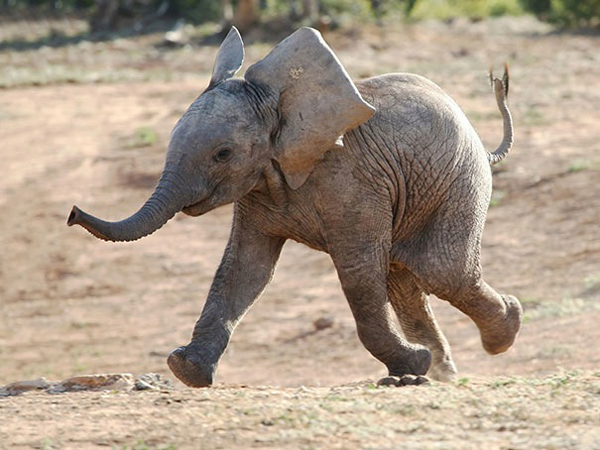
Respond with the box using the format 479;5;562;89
68;27;523;386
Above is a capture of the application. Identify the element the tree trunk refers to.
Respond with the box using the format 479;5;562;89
90;0;120;32
302;0;318;22
221;0;234;29
233;0;259;33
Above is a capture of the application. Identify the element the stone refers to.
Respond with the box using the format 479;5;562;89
1;378;53;396
50;373;135;393
134;373;174;391
313;316;334;331
377;375;429;387
377;376;401;387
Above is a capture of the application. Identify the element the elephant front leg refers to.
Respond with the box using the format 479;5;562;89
331;243;432;384
168;218;285;387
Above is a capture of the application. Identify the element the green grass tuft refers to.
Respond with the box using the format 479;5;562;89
127;127;159;148
411;0;524;20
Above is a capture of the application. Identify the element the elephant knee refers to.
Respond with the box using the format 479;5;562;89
423;273;482;304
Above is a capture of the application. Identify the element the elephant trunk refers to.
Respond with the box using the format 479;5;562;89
67;171;189;242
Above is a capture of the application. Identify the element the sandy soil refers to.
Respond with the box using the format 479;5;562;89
0;16;599;449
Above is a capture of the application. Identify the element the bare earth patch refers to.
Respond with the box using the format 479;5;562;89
1;372;599;449
1;16;599;449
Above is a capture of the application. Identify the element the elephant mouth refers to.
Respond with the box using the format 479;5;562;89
182;199;211;217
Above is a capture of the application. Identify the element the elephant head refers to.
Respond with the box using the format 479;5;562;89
67;27;375;242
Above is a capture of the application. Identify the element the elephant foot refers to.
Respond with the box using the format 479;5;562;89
386;346;432;380
167;345;216;388
378;375;429;387
379;347;431;387
480;294;523;355
427;357;458;382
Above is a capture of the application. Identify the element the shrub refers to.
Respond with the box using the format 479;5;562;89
520;0;600;27
551;0;600;27
411;0;523;21
520;0;551;16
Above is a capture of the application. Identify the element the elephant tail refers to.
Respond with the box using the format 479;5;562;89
487;64;513;166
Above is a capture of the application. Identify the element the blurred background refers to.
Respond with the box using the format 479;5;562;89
2;0;600;35
1;0;599;85
0;0;598;390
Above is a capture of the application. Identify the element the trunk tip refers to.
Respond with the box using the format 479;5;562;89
67;205;82;226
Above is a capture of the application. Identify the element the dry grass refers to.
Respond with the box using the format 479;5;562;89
1;371;599;449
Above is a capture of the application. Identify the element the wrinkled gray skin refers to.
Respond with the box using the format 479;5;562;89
68;27;523;387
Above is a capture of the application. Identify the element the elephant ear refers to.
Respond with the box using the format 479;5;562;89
210;27;244;87
245;27;376;189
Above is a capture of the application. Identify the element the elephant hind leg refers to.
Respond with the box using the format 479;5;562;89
450;281;523;355
395;209;523;356
387;266;457;382
404;254;523;356
331;243;432;380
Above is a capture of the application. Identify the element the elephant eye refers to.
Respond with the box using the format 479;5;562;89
214;147;232;163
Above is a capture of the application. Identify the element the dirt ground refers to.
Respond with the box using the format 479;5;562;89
0;15;599;449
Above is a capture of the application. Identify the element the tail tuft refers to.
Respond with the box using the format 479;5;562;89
502;62;509;96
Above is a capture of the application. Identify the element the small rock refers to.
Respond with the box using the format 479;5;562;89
134;373;174;391
377;376;401;387
399;375;429;386
313;316;334;331
50;373;134;393
377;375;429;387
1;378;52;396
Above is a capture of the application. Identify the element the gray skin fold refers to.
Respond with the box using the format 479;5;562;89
67;171;189;242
